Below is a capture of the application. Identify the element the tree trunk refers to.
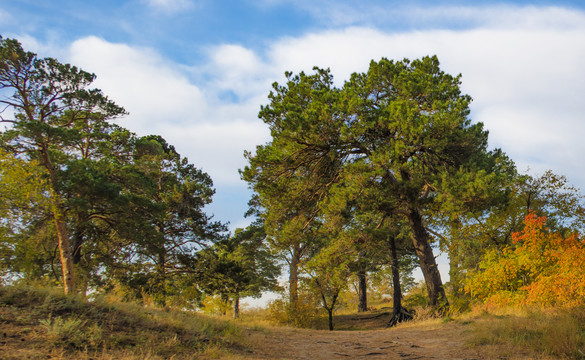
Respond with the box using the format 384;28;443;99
44;149;75;295
357;269;368;312
387;235;413;327
53;207;75;295
157;251;167;308
233;295;240;319
319;286;338;331
72;228;83;265
72;224;89;296
289;244;301;308
407;208;448;310
390;236;402;313
327;308;334;331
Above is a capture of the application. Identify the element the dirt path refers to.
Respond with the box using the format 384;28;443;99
243;321;482;360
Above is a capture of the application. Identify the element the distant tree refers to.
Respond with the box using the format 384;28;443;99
194;221;280;318
304;235;352;330
117;135;225;307
242;68;342;309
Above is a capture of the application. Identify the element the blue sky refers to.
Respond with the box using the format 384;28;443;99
2;0;585;243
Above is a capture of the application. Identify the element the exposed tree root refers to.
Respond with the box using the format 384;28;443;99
356;311;391;320
386;307;414;328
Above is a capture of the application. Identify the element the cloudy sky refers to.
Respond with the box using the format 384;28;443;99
2;0;585;236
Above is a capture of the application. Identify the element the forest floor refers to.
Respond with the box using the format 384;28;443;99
238;308;566;360
244;319;479;359
1;287;576;359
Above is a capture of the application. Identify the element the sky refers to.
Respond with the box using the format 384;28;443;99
2;1;585;286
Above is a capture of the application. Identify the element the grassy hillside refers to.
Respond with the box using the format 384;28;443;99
0;286;247;359
1;285;584;359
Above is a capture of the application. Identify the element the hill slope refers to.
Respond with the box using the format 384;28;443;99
1;286;581;359
0;286;245;359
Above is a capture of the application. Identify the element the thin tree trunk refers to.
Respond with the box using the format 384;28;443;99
44;149;75;295
72;224;89;296
318;284;339;331
390;236;402;313
157;252;167;308
387;235;412;327
289;244;301;308
233;295;240;319
357;269;368;312
407;208;448;310
72;228;83;265
327;308;334;331
53;206;75;295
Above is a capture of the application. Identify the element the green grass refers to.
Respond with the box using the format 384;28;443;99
0;285;248;359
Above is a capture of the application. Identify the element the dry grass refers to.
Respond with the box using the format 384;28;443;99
465;306;585;359
0;285;248;359
8;286;581;359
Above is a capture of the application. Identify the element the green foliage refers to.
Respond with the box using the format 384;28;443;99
0;38;229;301
244;55;496;310
107;135;226;307
403;281;430;309
193;221;280;309
0;36;129;293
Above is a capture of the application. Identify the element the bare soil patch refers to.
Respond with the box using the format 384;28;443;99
243;319;484;360
245;311;484;360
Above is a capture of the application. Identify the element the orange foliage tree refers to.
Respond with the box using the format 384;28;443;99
465;213;585;307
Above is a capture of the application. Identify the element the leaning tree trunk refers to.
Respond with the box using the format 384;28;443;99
387;235;413;327
289;244;301;308
53;205;76;295
44;149;76;296
357;269;368;312
407;208;448;310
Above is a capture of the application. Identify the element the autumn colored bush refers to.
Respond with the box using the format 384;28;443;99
465;213;585;308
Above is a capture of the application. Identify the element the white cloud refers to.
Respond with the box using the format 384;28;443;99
164;120;270;185
67;36;270;187
255;11;585;187
66;3;585;194
204;44;275;100
69;36;207;134
54;5;585;227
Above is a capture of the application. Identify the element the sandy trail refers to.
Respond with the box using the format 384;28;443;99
243;321;482;360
